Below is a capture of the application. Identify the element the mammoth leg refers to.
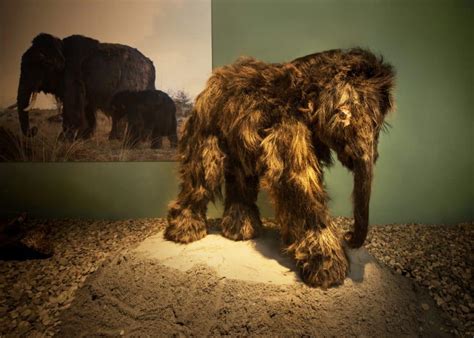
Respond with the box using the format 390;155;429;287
150;127;163;149
221;160;262;241
16;78;37;137
168;133;178;148
109;116;125;140
166;121;225;243
60;75;86;141
78;104;96;139
261;119;348;288
168;112;178;148
61;105;79;141
109;117;118;140
151;137;162;149
124;121;141;148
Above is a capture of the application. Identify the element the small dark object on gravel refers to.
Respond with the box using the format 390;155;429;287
0;213;53;260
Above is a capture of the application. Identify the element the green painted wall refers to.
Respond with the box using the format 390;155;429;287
1;0;472;224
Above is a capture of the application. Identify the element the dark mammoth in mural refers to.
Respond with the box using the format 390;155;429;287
110;90;178;149
165;48;395;288
17;33;156;140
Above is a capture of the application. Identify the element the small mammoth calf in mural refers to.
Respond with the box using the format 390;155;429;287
165;48;395;288
110;90;178;149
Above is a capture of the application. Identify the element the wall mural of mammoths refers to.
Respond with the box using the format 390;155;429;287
165;48;395;288
111;90;178;149
17;33;156;140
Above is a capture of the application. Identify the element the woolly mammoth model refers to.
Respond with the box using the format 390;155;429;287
165;48;395;288
16;33;156;140
110;90;178;149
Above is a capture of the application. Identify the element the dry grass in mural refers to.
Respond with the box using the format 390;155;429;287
0;108;181;162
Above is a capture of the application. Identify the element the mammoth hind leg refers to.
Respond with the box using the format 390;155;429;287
78;104;97;139
124;124;142;149
150;136;162;149
109;117;126;140
168;133;178;148
151;127;163;149
220;162;262;241
165;134;225;243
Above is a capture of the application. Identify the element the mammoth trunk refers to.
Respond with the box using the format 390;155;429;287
16;79;37;136
349;157;373;248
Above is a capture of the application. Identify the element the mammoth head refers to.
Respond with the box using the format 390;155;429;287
332;53;395;248
325;82;392;169
17;33;65;136
20;33;65;94
298;48;395;248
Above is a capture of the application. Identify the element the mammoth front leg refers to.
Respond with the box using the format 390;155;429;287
261;119;348;288
78;104;96;139
168;133;178;148
124;122;142;148
61;75;87;141
109;116;126;140
221;161;262;241
150;127;163;149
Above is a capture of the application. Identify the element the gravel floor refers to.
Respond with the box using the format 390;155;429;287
0;218;165;337
362;220;474;337
0;217;472;337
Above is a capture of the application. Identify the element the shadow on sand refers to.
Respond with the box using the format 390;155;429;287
207;221;373;285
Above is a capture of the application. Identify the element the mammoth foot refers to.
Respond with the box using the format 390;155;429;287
168;134;178;148
288;228;348;289
151;138;163;149
124;137;140;149
165;202;207;243
221;203;262;241
109;129;125;141
59;129;76;142
108;133;120;141
23;126;38;138
77;128;94;140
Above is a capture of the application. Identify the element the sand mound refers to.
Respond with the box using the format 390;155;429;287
56;228;451;337
134;228;299;285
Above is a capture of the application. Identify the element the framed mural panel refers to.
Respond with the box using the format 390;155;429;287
0;0;212;161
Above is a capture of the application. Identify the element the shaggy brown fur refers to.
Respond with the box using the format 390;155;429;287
165;48;395;288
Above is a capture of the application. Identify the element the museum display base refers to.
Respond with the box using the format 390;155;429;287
56;227;451;336
1;218;470;336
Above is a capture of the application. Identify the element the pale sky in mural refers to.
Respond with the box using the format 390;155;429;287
0;0;212;108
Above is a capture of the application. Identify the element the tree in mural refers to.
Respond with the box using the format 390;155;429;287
172;90;193;119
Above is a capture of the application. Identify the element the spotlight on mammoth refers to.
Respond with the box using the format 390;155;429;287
16;33;156;140
165;48;396;288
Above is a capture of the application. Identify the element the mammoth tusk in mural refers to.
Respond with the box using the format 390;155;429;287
165;48;396;288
